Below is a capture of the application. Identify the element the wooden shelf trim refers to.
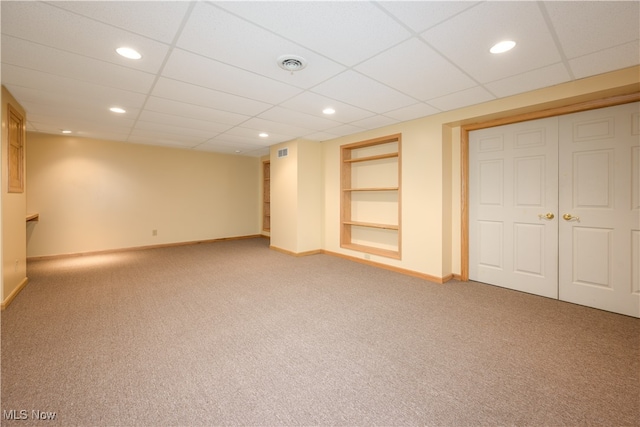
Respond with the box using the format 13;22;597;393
343;152;398;163
343;187;398;192
341;243;400;259
343;221;399;230
26;213;39;222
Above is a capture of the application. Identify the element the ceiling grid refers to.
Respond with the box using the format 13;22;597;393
1;1;637;156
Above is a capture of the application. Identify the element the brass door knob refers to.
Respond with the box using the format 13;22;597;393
563;213;580;221
538;213;554;220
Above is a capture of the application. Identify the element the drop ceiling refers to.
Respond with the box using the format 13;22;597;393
1;1;638;157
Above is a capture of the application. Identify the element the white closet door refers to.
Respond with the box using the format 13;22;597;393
469;117;559;298
558;102;640;318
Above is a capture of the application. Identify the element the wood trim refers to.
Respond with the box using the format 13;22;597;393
460;128;469;281
26;234;264;261
262;160;270;232
341;133;402;150
7;103;25;193
343;152;399;163
343;187;398;192
323;250;451;284
269;246;322;257
459;92;639;282
1;277;29;310
342;221;399;230
340;242;401;259
340;134;401;259
463;92;640;131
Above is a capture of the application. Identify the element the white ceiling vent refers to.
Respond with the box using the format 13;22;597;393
277;55;307;73
277;148;288;158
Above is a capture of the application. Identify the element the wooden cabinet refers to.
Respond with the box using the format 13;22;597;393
263;161;270;232
341;134;401;259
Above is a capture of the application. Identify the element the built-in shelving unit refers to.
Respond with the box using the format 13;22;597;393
341;134;401;259
263;161;270;232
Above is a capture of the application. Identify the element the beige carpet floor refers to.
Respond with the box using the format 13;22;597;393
2;238;639;426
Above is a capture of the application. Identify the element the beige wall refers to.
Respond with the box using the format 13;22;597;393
322;66;640;281
270;139;323;254
11;66;640;287
296;139;323;252
2;86;28;304
26;133;260;257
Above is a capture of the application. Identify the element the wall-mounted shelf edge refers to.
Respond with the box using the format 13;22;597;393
343;187;398;192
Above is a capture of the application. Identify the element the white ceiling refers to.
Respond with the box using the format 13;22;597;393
1;1;638;157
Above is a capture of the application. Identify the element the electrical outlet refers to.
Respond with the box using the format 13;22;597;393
152;229;157;236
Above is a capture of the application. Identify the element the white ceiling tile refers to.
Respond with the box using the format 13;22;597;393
216;1;411;66
177;2;345;88
126;136;197;150
324;124;369;138
1;1;170;74
143;97;249;127
350;115;399;131
232;118;313;140
135;112;230;137
162;49;303;104
279;92;375;123
196;140;267;156
24;110;134;137
378;1;481;33
484;63;571;99
2;72;147;113
312;71;417;114
355;37;476;101
151;78;270;116
130;126;209;144
422;1;561;83
544;1;640;59
207;132;283;147
2;36;156;94
569;41;640;80
302;131;340;142
48;1;191;43
257;107;343;132
383;103;441;122
1;0;637;156
26;116;131;141
428;86;495;112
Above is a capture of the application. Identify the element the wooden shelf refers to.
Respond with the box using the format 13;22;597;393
341;243;401;260
26;213;39;222
263;161;270;232
343;152;399;163
340;134;401;259
343;187;398;192
343;221;398;230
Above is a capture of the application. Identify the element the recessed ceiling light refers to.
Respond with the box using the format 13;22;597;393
490;40;516;54
61;130;72;134
109;107;126;114
323;108;336;115
235;150;242;153
259;133;269;138
116;47;142;60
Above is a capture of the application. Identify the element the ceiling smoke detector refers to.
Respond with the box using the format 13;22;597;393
277;55;308;73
